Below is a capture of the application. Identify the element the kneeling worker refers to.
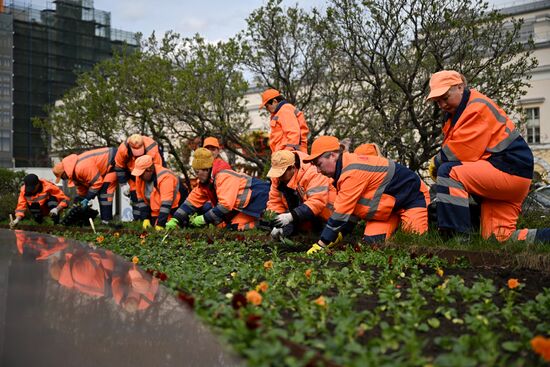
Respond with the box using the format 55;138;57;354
267;150;336;238
166;148;270;231
304;136;430;254
132;155;182;230
11;174;70;228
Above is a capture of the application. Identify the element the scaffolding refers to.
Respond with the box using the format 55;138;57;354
1;0;138;167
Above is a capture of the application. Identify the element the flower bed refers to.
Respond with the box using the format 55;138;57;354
44;227;550;366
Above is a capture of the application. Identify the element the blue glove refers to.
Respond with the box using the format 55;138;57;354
80;199;89;207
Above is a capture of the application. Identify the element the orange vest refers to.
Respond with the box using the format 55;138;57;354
114;136;162;182
135;165;181;225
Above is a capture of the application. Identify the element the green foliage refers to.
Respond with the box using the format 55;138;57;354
0;168;25;221
53;227;550;366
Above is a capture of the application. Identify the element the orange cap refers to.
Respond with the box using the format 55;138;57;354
52;162;65;183
132;155;153;176
267;150;295;178
354;143;381;157
303;136;340;162
128;134;145;157
203;137;220;149
259;88;281;109
426;70;463;101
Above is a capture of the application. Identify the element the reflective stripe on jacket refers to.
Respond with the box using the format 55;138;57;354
267;151;336;221
269;101;309;153
15;179;70;218
135;165;181;226
63;147;117;200
436;88;533;179
114;136;162;184
320;152;428;244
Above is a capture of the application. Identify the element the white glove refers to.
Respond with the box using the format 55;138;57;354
10;216;21;229
120;183;131;197
270;227;284;239
49;207;59;217
274;212;293;228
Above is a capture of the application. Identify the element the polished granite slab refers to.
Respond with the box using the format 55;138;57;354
0;229;240;367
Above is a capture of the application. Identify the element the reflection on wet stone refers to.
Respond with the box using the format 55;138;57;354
0;229;241;367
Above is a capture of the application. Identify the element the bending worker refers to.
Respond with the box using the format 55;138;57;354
267;150;336;239
52;147;118;223
427;70;550;242
304;136;430;254
114;134;163;220
131;155;182;230
259;88;309;153
11;174;70;227
166;148;270;231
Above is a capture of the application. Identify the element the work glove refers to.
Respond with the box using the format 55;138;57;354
10;216;21;229
49;207;59;217
306;233;344;255
80;198;90;207
428;156;437;181
190;215;206;228
274;212;293;228
270;227;284;239
154;225;164;231
142;219;152;230
120;183;131;197
165;218;180;230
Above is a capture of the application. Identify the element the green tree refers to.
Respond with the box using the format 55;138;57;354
321;0;537;171
241;0;358;140
34;33;268;180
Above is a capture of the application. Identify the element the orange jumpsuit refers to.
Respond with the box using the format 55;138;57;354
135;164;181;227
114;136;163;219
320;152;430;244
112;264;159;311
62;147;118;221
434;88;538;242
174;169;270;230
269;101;309;153
15;179;69;221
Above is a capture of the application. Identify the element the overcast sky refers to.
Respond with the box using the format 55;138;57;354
20;0;529;42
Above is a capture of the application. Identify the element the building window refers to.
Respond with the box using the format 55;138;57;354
0;130;10;152
526;107;540;144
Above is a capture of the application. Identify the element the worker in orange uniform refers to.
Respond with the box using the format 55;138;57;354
114;134;163;220
52;147;118;223
166;148;270;231
203;136;231;176
111;263;159;312
267;150;336;239
427;70;550;243
259;88;309;153
131;155;182;230
304;136;430;254
10;174;70;227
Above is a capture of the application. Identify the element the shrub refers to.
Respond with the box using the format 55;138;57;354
0;168;26;221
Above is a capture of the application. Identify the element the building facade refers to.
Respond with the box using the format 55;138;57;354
0;0;138;168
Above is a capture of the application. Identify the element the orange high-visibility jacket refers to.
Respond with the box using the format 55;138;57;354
15;179;70;218
267;152;336;221
62;147;117;199
436;89;533;179
135;164;180;226
330;153;398;223
15;231;68;260
114;136;162;184
270;102;309;153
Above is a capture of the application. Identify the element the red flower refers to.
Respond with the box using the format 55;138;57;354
231;293;247;310
156;271;168;281
177;291;195;309
245;314;262;330
531;335;550;361
353;244;362;253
